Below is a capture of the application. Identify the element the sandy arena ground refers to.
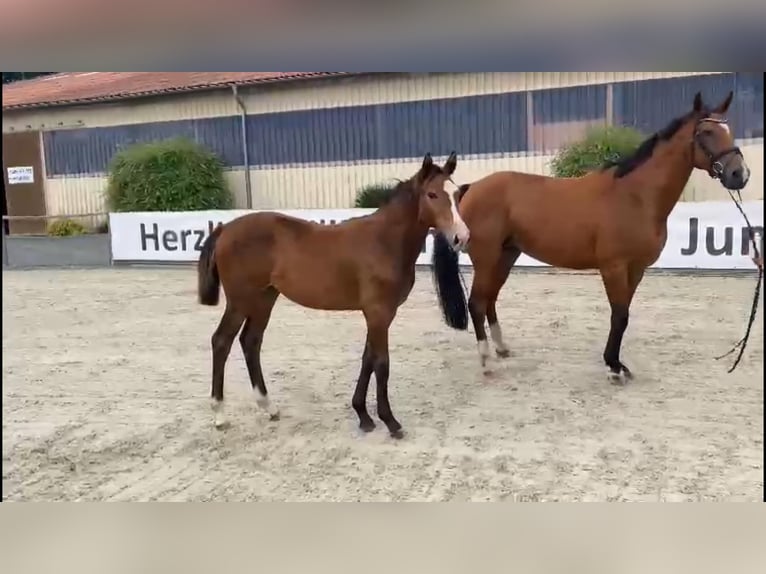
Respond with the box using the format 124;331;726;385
2;267;763;501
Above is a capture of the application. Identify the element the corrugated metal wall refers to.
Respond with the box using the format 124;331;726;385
3;72;763;218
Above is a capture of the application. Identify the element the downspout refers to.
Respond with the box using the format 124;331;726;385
231;85;253;209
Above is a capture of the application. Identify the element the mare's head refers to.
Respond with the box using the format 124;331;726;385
689;91;750;191
412;152;470;250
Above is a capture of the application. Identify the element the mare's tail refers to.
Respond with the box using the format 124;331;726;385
197;223;224;306
455;183;471;206
431;231;469;330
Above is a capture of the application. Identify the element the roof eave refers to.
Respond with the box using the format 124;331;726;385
2;72;355;112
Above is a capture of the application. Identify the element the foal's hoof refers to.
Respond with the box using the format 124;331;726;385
359;419;376;433
214;420;231;431
389;428;405;440
268;412;281;422
495;348;511;359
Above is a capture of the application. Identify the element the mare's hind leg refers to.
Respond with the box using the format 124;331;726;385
239;287;281;421
210;305;245;429
468;245;504;371
486;246;521;358
600;264;645;382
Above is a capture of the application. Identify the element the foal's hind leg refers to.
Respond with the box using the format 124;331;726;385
486;246;520;358
351;338;376;432
239;287;281;421
210;305;246;429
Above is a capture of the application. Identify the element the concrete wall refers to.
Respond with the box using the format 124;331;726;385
2;234;111;268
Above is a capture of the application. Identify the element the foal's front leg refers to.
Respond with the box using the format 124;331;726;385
362;304;403;439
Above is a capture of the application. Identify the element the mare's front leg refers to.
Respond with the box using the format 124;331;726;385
599;264;644;382
363;303;403;439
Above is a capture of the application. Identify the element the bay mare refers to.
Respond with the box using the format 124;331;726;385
197;153;469;439
432;91;750;381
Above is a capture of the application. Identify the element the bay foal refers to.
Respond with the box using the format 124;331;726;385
433;91;750;381
198;153;469;438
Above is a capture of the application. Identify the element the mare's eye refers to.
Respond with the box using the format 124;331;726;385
427;191;438;199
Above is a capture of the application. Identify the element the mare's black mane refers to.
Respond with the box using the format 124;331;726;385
601;111;697;178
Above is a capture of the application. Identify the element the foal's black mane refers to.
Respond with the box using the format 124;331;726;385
377;163;445;207
602;111;698;178
340;163;445;225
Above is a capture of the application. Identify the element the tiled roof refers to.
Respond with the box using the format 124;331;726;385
2;72;354;111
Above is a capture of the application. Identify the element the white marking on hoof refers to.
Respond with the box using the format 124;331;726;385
255;391;280;420
211;398;228;429
489;323;510;356
478;340;491;370
606;369;626;385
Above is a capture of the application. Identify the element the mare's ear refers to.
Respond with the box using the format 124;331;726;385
712;91;734;115
443;151;457;176
693;92;704;113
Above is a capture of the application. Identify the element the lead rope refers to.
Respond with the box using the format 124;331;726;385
714;189;762;373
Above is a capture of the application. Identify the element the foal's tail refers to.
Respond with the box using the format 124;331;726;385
198;223;224;306
431;232;469;330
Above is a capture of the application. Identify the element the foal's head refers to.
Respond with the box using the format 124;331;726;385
412;152;470;250
689;91;750;191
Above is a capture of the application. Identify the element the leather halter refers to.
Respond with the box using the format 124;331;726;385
693;117;742;179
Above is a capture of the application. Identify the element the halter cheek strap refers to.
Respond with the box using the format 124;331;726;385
693;117;743;179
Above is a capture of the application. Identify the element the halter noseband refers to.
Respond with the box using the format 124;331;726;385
693;117;742;179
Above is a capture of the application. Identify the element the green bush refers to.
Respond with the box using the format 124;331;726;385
106;137;233;212
354;182;397;208
49;219;87;237
550;125;645;178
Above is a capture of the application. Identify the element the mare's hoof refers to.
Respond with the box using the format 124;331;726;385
214;420;231;431
359;420;376;433
495;348;511;359
389;429;405;440
269;412;281;422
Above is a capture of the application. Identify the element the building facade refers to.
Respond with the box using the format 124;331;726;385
2;72;763;233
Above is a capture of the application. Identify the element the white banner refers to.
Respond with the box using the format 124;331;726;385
108;201;763;270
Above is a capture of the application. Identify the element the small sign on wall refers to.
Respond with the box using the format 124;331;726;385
7;166;34;185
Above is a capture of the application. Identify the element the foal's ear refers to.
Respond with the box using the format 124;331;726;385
443;151;457;176
712;91;734;115
693;91;704;113
421;153;433;171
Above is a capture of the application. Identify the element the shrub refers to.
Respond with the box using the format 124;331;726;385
354;182;397;208
48;219;87;237
549;125;645;178
106;137;233;212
